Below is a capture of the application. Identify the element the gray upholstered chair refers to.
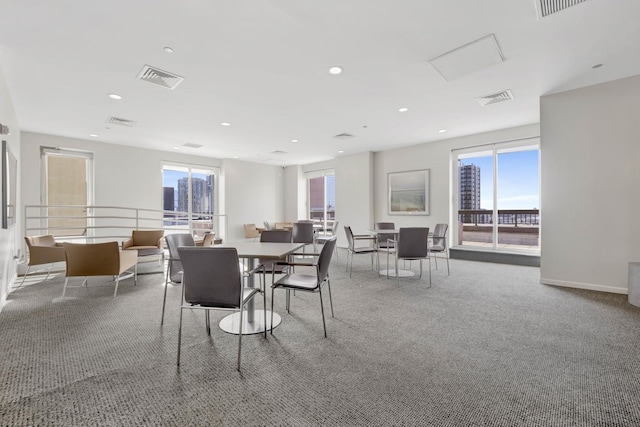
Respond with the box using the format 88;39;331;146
176;246;266;371
393;227;431;287
292;221;316;253
162;233;195;325
429;223;450;276
258;230;293;278
62;241;138;298
21;235;66;286
344;225;377;277
270;237;337;337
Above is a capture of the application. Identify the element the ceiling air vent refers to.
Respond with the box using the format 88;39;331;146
333;133;355;140
537;0;588;18
183;143;203;149
270;150;287;155
476;90;514;106
106;116;137;127
137;65;184;90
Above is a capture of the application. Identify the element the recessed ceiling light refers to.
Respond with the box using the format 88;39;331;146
329;66;343;75
592;63;603;69
108;93;122;100
291;139;299;143
173;146;181;150
164;47;174;53
438;129;447;133
89;134;99;138
338;150;344;154
398;107;409;113
221;122;231;127
232;156;239;159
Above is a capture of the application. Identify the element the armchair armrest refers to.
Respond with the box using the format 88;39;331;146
122;238;133;250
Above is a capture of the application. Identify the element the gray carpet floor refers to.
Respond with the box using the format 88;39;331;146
2;250;640;426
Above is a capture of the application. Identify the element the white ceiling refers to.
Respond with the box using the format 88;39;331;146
1;0;639;166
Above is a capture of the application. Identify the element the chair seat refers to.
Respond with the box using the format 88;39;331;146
124;245;160;251
430;244;445;251
352;247;377;254
273;273;319;291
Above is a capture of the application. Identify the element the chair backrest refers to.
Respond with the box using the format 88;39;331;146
343;226;354;250
165;233;195;260
25;235;57;248
274;222;293;230
292;222;314;244
317;237;337;284
63;241;121;277
374;222;395;248
201;232;216;246
432;223;448;250
396;228;429;259
132;230;164;247
178;247;242;309
329;221;339;236
244;224;260;239
260;229;292;243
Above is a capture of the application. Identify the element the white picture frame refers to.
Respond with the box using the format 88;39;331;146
388;169;430;215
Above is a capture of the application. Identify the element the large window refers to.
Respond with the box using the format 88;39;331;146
306;170;335;225
162;164;217;236
41;147;93;237
454;139;540;252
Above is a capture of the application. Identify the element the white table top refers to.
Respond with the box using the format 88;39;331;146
217;241;304;259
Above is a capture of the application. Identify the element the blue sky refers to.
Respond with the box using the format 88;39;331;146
460;149;539;210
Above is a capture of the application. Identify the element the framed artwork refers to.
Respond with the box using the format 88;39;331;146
2;140;18;228
388;169;430;215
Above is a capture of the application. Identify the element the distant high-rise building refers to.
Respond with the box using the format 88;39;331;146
177;177;189;213
458;163;481;223
163;187;175;211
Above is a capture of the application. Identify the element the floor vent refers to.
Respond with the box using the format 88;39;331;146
137;65;184;90
537;0;588;18
106;117;137;127
476;90;514;106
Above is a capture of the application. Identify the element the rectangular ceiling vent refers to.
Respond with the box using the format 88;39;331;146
270;150;287;155
333;133;355;140
476;90;514;106
137;65;184;90
106;116;137;127
183;143;203;149
537;0;588;18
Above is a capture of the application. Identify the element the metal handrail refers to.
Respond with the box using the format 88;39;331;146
23;204;227;261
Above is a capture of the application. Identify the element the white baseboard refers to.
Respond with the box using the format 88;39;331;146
540;277;627;295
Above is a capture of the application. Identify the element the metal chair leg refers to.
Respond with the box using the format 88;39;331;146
326;279;334;317
206;310;211;335
161;266;170;325
62;277;69;297
237;307;244;371
113;276;120;298
177;307;184;366
318;287;327;338
19;266;31;287
270;286;275;335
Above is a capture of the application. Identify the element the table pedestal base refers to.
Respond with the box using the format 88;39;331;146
380;269;415;278
219;310;281;335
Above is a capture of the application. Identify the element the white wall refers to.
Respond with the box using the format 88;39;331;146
335;152;374;248
540;74;640;294
222;159;284;242
373;124;540;241
0;65;20;309
283;165;305;222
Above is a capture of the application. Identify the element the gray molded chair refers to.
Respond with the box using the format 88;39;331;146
316;220;339;259
176;246;266;371
162;233;195;325
344;225;377;277
394;227;431;287
271;237;337;337
292;221;316;253
258;229;293;277
429;223;450;276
